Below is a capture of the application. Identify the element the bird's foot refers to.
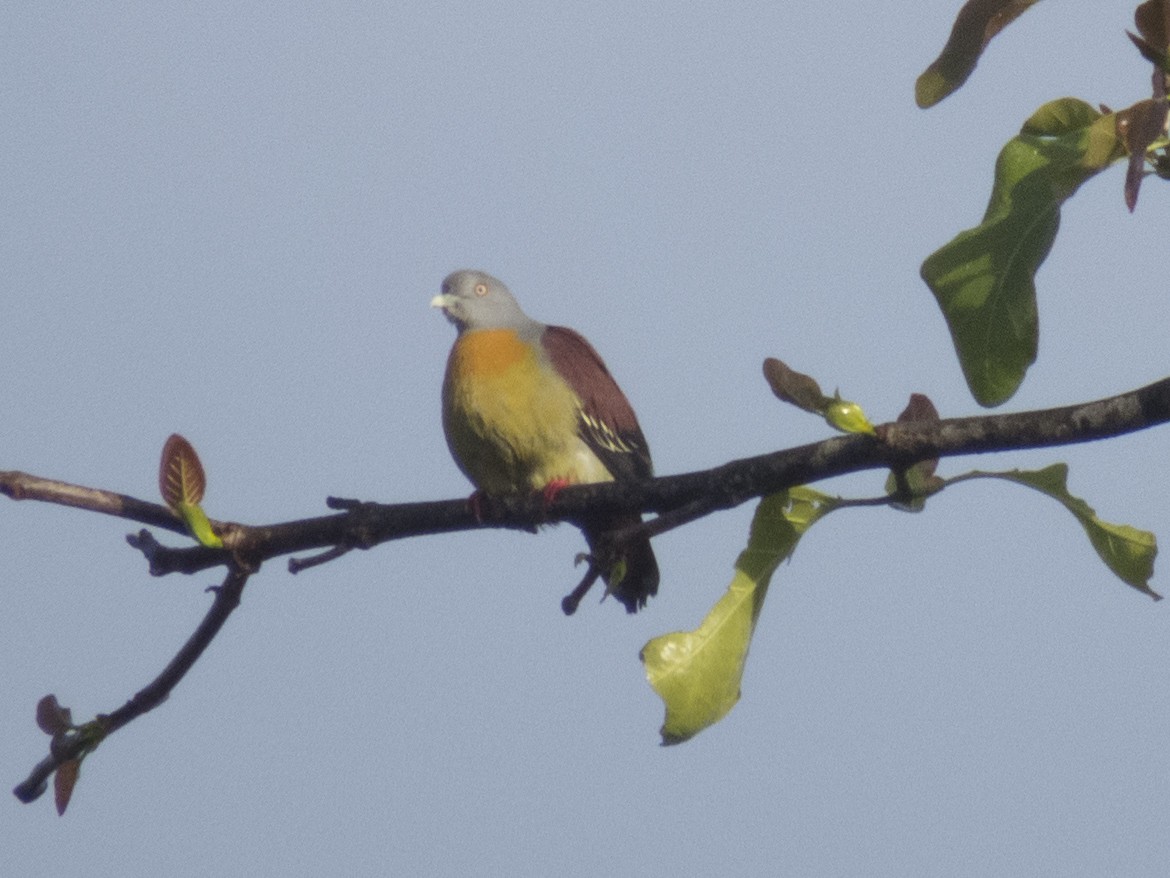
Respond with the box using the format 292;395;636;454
541;477;572;508
467;489;487;523
562;555;602;615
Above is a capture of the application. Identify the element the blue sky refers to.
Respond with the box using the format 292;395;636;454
5;4;1170;876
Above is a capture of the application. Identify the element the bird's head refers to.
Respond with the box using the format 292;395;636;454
431;270;531;333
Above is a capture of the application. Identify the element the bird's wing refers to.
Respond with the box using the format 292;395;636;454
541;325;652;482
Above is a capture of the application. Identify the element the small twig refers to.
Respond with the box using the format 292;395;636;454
289;545;352;573
126;528;232;577
834;493;923;509
636;498;723;541
12;566;250;805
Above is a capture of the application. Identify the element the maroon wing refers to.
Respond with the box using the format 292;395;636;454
542;324;659;612
541;325;652;483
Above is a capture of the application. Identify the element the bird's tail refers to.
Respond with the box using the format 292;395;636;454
584;515;659;613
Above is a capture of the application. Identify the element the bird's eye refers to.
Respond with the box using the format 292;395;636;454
474;283;488;297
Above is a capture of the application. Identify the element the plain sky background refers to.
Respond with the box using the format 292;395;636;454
5;3;1170;876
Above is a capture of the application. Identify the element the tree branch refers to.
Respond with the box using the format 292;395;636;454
0;472;186;534
5;377;1170;582
6;376;1170;808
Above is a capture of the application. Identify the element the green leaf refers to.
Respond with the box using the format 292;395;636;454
959;464;1159;599
641;489;837;745
916;0;1043;108
921;99;1126;407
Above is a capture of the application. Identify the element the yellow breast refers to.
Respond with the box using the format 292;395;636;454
441;329;612;492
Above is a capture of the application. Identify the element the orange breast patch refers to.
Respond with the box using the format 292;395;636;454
451;328;531;378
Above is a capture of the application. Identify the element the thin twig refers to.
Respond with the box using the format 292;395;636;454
289;544;352;573
12;566;250;804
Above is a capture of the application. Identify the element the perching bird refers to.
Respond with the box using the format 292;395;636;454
431;269;659;612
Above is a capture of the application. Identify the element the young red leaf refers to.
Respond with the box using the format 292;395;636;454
1118;96;1169;211
54;759;80;816
159;433;207;510
898;392;940;424
1127;30;1170;70
35;694;73;736
762;358;829;414
823;394;876;436
1135;0;1170;52
898;393;941;478
886;393;944;509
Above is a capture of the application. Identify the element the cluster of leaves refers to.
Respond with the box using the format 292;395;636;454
640;0;1170;741
641;367;1157;744
919;0;1170;406
32;696;106;815
761;358;875;436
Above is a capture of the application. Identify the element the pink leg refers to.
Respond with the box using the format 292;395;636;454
467;489;487;522
541;477;572;507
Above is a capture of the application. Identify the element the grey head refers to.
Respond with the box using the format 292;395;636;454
430;270;540;334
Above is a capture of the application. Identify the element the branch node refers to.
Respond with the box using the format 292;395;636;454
126;529;166;574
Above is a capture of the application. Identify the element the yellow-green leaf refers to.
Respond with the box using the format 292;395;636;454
177;500;224;549
641;489;837;745
823;395;876;436
961;464;1159;599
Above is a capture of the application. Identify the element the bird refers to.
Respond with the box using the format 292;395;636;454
431;269;659;613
